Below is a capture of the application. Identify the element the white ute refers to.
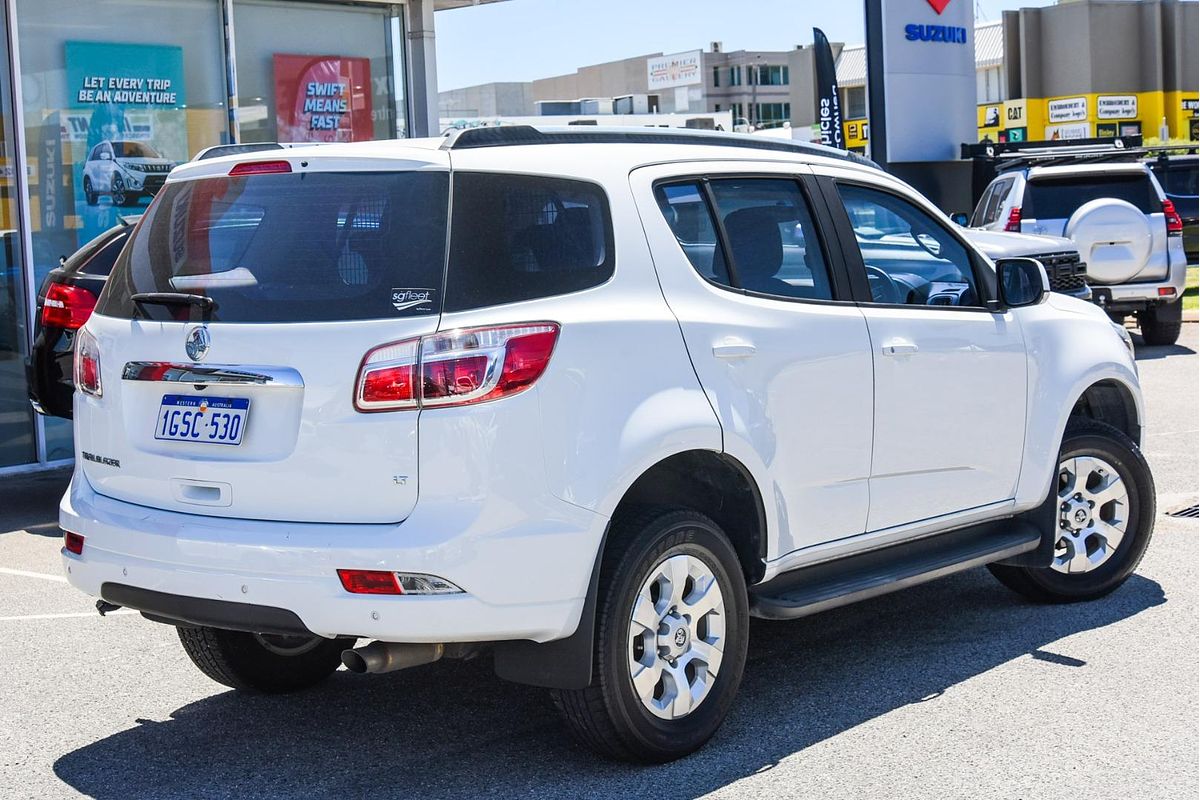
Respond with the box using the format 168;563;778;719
63;126;1155;762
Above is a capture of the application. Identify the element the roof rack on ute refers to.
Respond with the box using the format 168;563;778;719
440;124;880;169
962;135;1146;172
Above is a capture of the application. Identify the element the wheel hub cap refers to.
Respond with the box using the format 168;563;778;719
628;553;726;720
1052;455;1129;574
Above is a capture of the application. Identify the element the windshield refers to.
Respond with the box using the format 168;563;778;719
111;141;162;159
95;171;450;323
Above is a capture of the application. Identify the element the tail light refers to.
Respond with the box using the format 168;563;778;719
354;323;559;412
42;283;97;329
63;530;84;555
73;328;103;397
1004;206;1022;232
1162;199;1183;234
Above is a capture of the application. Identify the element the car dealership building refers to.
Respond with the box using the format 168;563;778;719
0;0;502;475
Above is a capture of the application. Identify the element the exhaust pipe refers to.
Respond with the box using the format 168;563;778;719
341;641;444;674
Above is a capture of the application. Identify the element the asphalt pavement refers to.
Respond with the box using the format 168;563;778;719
1;326;1196;800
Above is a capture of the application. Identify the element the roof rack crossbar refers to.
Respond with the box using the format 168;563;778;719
440;125;879;169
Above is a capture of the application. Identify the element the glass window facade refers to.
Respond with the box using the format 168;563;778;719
16;0;230;461
0;0;411;472
234;0;401;143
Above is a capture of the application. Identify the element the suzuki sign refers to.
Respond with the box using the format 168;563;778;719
868;0;976;163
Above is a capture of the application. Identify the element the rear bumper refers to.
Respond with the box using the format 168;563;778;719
1090;241;1188;313
60;470;607;643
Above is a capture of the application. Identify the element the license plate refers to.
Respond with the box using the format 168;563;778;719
154;394;249;445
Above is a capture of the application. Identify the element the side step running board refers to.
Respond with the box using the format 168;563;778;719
750;519;1041;621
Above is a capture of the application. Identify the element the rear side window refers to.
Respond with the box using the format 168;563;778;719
95;171;449;323
1151;161;1198;196
445;173;614;312
79;231;129;277
1023;173;1158;218
62;226;128;277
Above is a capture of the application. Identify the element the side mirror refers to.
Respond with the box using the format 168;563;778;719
99;151;112;160
996;257;1049;308
950;212;969;226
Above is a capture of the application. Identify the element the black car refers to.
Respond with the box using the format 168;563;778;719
1149;154;1198;263
26;218;137;418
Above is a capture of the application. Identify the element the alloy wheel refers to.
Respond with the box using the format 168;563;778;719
1051;455;1129;574
627;553;726;720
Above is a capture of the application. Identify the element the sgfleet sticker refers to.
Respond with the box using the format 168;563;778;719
390;288;437;314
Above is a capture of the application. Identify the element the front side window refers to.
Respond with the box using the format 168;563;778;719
655;182;729;286
445;173;614;312
656;177;834;302
837;184;981;307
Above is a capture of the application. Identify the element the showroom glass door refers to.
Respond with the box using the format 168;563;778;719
0;0;36;469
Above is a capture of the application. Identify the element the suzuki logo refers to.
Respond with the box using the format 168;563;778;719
185;325;211;362
927;0;951;14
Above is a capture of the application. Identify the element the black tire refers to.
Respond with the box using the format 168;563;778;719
177;626;354;693
83;177;98;206
1137;300;1182;346
988;419;1155;603
110;175;129;207
551;508;749;763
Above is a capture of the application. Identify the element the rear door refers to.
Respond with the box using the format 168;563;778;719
631;164;874;558
77;159;450;523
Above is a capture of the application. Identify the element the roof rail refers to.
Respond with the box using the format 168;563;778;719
440;125;880;169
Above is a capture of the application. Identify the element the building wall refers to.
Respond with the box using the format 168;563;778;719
440;82;534;117
996;0;1198;142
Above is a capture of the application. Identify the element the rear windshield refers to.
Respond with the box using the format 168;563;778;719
96;171;449;323
1023;173;1158;219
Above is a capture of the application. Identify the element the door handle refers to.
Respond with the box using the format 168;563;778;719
712;341;757;359
881;340;919;356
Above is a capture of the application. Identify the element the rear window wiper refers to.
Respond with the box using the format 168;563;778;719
130;292;218;313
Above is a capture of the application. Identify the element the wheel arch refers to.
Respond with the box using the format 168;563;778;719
607;449;768;584
493;448;769;690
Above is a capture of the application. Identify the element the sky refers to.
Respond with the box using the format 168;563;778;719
435;0;1060;91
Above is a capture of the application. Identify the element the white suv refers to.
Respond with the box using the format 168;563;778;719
970;161;1188;345
62;127;1155;763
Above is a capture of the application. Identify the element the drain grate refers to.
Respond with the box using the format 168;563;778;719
1166;504;1199;519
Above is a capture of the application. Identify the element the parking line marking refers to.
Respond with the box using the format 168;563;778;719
0;566;69;583
0;610;137;622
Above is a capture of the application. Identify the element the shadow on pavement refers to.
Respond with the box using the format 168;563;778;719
0;468;70;536
1131;334;1196;361
53;568;1164;799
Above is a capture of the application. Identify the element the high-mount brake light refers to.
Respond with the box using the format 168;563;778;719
229;160;292;176
1162;199;1184;234
42;283;97;329
1004;206;1022;232
354;323;560;412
